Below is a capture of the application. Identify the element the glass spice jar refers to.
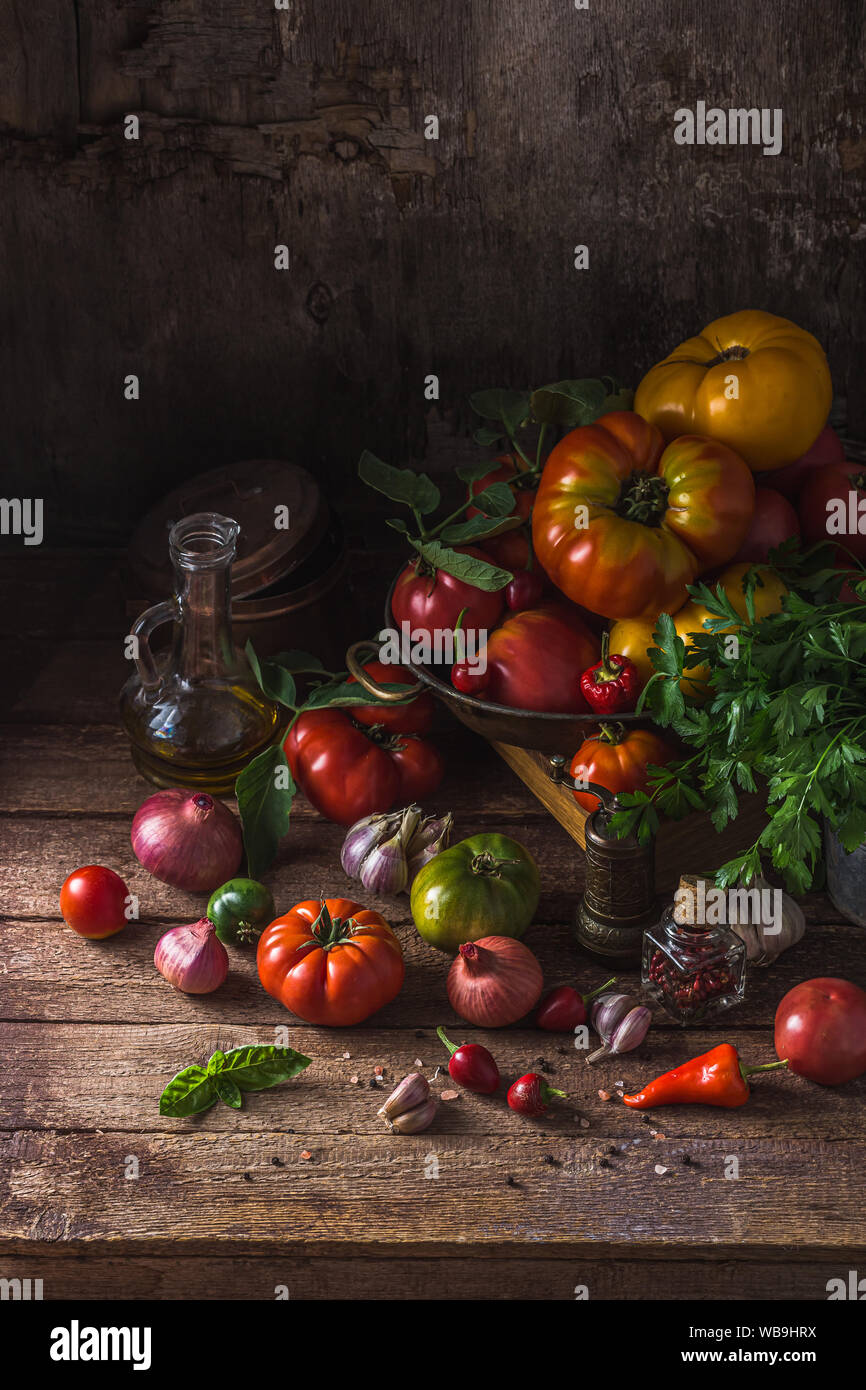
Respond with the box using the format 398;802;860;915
641;874;747;1025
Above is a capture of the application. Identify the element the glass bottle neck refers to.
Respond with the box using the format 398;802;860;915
171;561;237;680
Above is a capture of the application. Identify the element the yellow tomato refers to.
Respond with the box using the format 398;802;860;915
634;310;832;472
716;562;788;622
609;600;714;702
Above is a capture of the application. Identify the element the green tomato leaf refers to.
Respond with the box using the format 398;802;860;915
469;481;517;517
529;378;607;427
216;1045;312;1091
472;427;505;447
358;450;441;515
469;389;531;435
409;538;512;590
440;515;522;545
301;678;417;710
457;460;499;483
235;744;294;879
159;1065;219;1118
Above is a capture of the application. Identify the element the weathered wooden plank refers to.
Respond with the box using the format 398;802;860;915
0;914;851;1029
0;723;527;816
0;1252;845;1301
0;1;78;139
1;1021;861;1140
2;1127;863;1258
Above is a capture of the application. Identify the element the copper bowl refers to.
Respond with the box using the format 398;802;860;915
345;571;661;756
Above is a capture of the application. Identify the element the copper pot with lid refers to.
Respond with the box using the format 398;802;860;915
126;459;354;667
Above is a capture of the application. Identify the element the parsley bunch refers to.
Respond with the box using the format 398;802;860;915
609;553;866;894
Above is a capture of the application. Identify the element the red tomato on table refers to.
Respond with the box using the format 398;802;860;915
59;865;130;939
775;977;866;1085
257;897;404;1026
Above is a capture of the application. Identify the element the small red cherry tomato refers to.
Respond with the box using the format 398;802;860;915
59;865;130;939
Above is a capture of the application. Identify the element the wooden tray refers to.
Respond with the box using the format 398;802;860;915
491;741;768;894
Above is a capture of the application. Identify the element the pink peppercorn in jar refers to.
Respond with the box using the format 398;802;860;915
641;874;747;1025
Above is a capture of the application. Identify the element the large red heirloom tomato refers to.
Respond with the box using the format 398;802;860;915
532;411;755;621
451;602;599;712
257;897;405;1026
391;545;504;641
285;704;442;826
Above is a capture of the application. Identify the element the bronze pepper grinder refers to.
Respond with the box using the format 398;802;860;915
548;755;660;965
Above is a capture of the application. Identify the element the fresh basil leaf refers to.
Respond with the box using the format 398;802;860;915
409;538;512;591
469;389;531;435
217;1045;312;1091
215;1076;243;1109
245;641;297;707
440;515;522;545
207;1050;226;1075
235;744;294;879
358;450;440;515
530;379;607;427
267;650;324;672
301;678;416;710
159;1065;219;1118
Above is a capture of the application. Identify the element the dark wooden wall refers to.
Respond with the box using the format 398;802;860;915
1;1;865;543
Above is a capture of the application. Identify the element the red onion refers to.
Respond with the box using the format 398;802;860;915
154;918;229;994
131;789;242;892
447;935;543;1027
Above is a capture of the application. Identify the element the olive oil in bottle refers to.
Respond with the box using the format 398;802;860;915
120;513;281;794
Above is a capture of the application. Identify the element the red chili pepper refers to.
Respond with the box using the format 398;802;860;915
580;631;641;715
536;976;618;1032
506;1072;566;1116
437;1026;500;1093
622;1043;788;1110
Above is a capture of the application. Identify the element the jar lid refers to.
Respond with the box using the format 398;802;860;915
673;873;714;930
127;460;329;600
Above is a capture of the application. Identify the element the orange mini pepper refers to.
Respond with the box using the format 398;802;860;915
622;1043;788;1109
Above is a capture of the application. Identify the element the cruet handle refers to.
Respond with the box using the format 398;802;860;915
127;598;179;693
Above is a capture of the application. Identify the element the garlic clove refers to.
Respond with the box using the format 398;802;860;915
377;1071;430;1120
609;1005;652;1054
406;811;454;882
390;1097;438;1134
340;810;402;879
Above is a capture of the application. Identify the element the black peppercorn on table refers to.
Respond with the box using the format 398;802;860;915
1;551;864;1301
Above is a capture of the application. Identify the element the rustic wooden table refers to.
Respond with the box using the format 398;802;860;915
1;551;864;1301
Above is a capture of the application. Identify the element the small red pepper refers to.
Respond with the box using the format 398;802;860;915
507;1072;566;1116
437;1026;500;1093
580;631;641;715
536;976;618;1032
622;1043;788;1110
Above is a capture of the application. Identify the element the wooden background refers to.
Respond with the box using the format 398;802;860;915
1;1;865;544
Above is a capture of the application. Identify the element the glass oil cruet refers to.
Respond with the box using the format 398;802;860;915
120;512;281;794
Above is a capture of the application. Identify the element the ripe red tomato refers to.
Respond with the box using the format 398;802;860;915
451;602;599;713
729;487;800;565
532;412;755;620
391;546;505;642
756;424;845;501
284;708;443;825
570;724;676;813
775;977;866;1085
59;865;130;939
346;660;434;735
467;455;536;569
798;463;866;563
257;897;404;1026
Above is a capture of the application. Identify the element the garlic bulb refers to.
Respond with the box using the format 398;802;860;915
341;804;452;895
727;875;806;966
